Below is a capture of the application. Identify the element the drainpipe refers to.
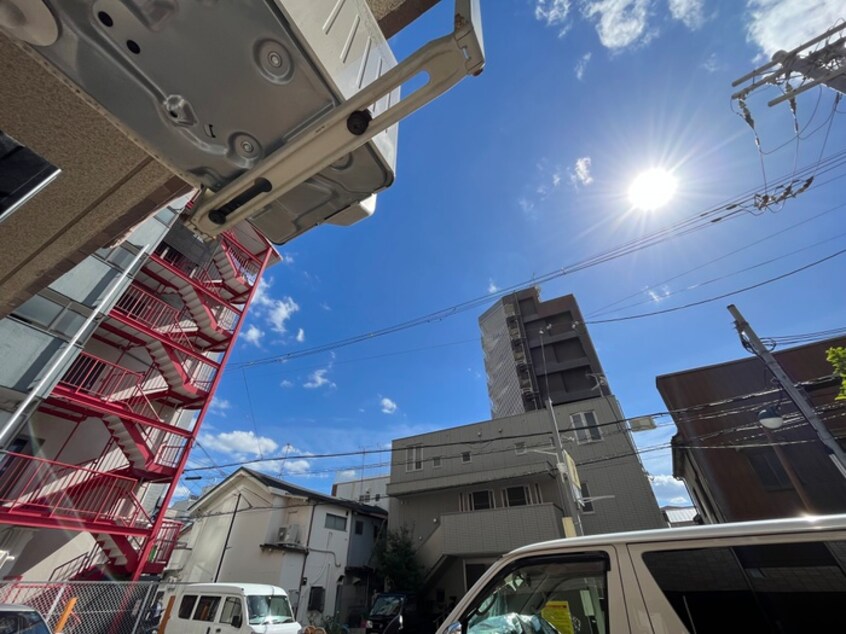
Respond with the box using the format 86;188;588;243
0;245;150;449
298;498;318;620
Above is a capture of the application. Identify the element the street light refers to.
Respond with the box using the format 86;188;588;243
758;406;784;430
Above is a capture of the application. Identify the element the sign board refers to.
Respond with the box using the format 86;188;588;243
542;600;574;634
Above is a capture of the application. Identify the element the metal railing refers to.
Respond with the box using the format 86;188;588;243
0;452;149;529
148;520;182;568
59;354;161;421
219;234;261;284
113;285;197;352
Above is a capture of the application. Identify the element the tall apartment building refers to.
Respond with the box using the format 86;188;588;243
0;199;279;581
480;288;608;418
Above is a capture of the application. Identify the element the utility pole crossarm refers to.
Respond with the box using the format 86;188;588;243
727;304;846;475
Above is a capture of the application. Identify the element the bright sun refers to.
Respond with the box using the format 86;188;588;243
628;168;677;211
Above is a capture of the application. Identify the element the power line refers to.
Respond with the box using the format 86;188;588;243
184;379;841;477
585;246;846;325
231;152;846;371
588;200;846;318
588;229;846;317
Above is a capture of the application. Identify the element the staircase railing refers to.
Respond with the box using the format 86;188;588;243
219;234;261;285
59;353;162;421
0;452;149;529
113;285;198;352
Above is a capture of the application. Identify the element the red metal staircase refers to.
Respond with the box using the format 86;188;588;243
0;229;275;580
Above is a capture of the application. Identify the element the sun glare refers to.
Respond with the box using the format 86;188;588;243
628;168;677;211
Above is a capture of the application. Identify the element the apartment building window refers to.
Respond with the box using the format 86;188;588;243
355;520;364;535
12;291;88;339
469;490;494;511
503;486;530;507
745;448;791;491
433;456;442;468
514;442;526;455
580;482;594;513
571;411;602;443
0;130;61;223
406;445;423;472
461;451;472;463
325;513;347;531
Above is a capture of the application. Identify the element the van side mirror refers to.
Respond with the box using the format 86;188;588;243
232;614;243;629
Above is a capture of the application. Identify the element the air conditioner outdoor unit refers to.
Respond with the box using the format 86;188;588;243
277;524;300;545
9;0;483;243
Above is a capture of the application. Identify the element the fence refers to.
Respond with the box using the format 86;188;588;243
0;580;169;634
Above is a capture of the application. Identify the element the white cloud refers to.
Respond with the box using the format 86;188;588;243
304;368;335;389
296;328;305;343
283;253;294;264
380;397;398;415
200;430;278;457
267;297;299;333
283;459;312;475
535;0;572;31
582;0;654;50
320;302;331;311
650;474;686;488
518;197;535;215
574;51;592;80
701;52;719;72
669;496;689;505
337;469;357;480
252;277;300;334
647;285;671;303
280;379;294;388
668;0;706;30
488;279;499;294
209;397;231;416
242;324;264;346
569;156;594;187
173;484;192;499
745;0;843;58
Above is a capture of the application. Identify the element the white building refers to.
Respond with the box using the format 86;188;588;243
167;468;386;626
332;475;390;512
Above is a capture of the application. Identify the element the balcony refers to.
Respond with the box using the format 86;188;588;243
440;503;565;556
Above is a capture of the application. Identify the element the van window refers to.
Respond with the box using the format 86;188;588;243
642;540;846;632
178;595;198;619
461;554;608;634
193;596;221;622
220;597;243;626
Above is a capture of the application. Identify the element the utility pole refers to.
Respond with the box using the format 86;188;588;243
539;328;583;537
727;304;846;477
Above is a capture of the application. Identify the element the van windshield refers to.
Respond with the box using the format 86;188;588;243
247;595;294;625
371;595;403;617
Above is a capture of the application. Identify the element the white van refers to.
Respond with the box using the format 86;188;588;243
436;514;846;634
160;583;301;634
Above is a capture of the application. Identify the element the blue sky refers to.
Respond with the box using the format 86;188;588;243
183;0;846;509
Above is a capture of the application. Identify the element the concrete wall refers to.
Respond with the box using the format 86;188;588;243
333;476;390;511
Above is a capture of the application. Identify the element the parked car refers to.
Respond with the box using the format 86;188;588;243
436;514;846;634
0;604;51;634
160;583;300;634
366;593;419;634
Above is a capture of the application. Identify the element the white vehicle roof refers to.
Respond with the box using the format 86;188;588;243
510;513;846;556
181;583;289;596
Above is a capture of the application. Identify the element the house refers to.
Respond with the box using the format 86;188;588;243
387;397;665;616
658;336;846;523
166;468;386;626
